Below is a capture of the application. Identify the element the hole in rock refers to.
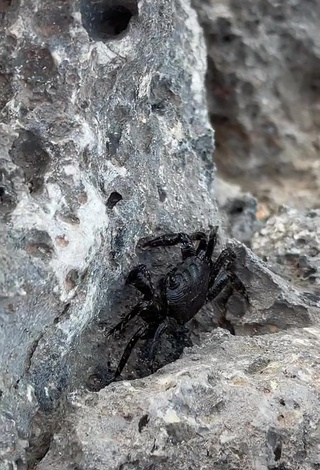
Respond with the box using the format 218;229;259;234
138;414;149;433
0;73;13;110
268;428;283;463
274;442;282;461
157;185;167;202
106;191;123;209
0;171;17;215
228;201;245;215
0;187;5;201
80;0;138;41
65;269;80;291
53;303;71;324
26;429;53;469
87;366;114;392
0;0;12;13
13;458;24;470
222;34;236;43
9;130;50;194
24;230;54;260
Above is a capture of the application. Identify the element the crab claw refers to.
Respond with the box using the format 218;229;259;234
126;264;149;285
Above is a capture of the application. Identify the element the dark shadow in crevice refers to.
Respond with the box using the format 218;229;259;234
80;0;138;41
106;191;123;209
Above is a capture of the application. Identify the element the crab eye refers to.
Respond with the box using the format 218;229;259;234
168;275;179;289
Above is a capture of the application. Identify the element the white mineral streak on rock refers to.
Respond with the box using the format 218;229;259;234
138;73;152;98
57;282;99;343
11;179;106;300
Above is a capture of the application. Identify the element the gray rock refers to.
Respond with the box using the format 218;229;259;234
192;0;320;209
0;0;216;467
69;237;319;396
1;1;319;469
252;208;320;294
37;326;320;470
215;177;260;247
226;241;319;336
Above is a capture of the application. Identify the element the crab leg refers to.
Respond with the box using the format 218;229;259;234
112;324;149;381
147;320;169;370
208;247;236;288
207;273;230;302
126;264;155;299
143;232;206;260
205;226;219;258
106;300;153;337
225;271;249;303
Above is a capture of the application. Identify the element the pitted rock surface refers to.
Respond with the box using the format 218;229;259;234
252;208;320;294
222;241;319;337
192;0;320;209
215;177;260;247
0;0;216;467
37;327;320;470
1;1;319;470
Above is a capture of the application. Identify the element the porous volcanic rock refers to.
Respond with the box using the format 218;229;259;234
37;326;320;470
215;177;260;247
252;208;320;294
192;0;320;209
1;1;320;470
0;0;216;467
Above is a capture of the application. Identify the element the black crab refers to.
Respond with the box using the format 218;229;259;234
92;227;248;387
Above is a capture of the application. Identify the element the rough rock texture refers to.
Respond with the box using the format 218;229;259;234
0;0;217;467
217;242;319;337
252;208;320;294
192;0;320;210
215;177;260;247
71;241;319;394
1;1;320;470
37;327;320;470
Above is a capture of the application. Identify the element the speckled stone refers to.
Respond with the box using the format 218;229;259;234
192;0;320;209
252;208;320;294
1;1;319;469
37;327;320;470
0;0;216;467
